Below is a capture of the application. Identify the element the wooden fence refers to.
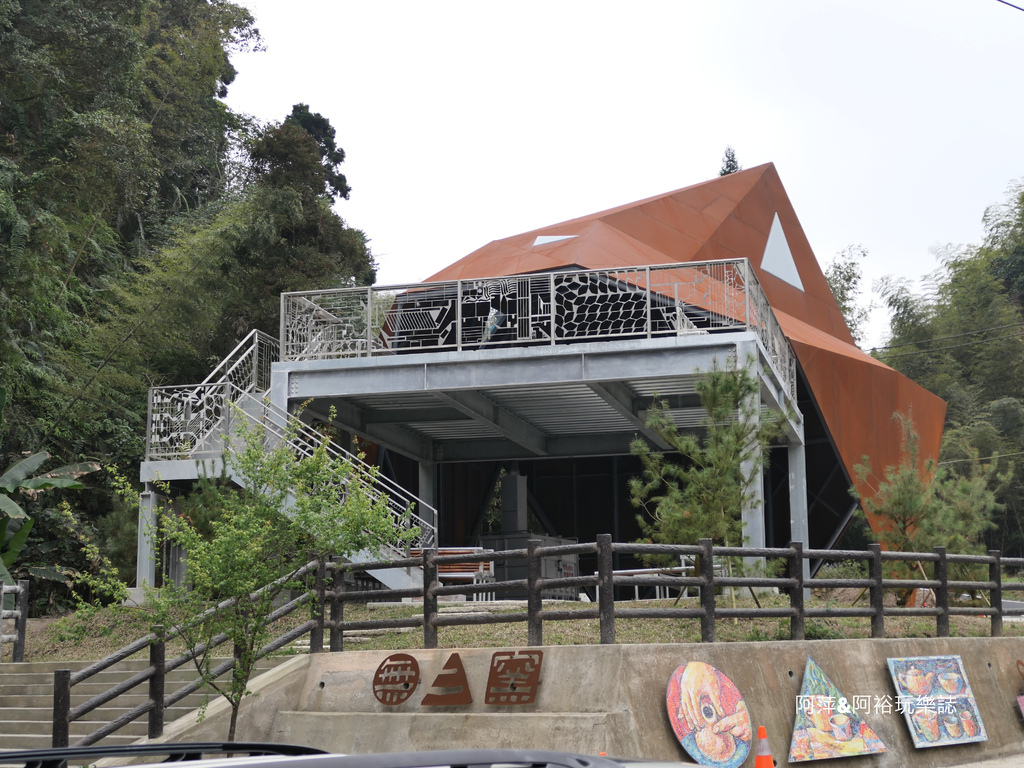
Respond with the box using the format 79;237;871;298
51;535;1024;746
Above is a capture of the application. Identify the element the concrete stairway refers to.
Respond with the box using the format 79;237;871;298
0;656;290;750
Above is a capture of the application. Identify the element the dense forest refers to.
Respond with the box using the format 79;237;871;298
0;0;376;609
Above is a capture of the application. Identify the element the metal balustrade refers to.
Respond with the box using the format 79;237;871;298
144;331;437;551
147;384;436;549
280;259;797;399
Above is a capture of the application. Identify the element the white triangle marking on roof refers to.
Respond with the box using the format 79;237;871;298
761;213;804;291
533;235;578;247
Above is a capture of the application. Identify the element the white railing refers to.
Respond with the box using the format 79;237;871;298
146;383;435;549
147;330;277;461
199;328;278;392
280;259;797;398
145;335;437;549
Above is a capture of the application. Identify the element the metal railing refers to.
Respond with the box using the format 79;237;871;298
199;329;278;393
146;330;277;460
147;383;436;549
51;562;322;747
0;579;28;662
280;260;797;398
49;537;1024;746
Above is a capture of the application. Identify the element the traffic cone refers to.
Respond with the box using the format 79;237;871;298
754;725;774;768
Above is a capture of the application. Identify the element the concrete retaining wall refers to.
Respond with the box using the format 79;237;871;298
152;638;1024;766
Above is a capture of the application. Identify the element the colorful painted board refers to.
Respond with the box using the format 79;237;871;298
789;657;887;762
887;655;986;748
667;662;752;768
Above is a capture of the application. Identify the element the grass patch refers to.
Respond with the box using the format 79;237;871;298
13;590;1023;664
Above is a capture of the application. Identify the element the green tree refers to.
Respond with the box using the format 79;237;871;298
0;387;99;603
150;407;415;741
719;146;740;176
630;359;786;556
854;412;1007;596
824;245;874;344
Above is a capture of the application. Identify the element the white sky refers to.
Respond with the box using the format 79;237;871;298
225;0;1024;347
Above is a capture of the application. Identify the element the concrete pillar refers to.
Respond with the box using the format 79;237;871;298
136;486;159;586
130;485;162;603
737;343;765;577
501;464;529;532
788;437;811;592
418;460;437;511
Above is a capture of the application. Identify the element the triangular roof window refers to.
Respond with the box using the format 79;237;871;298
761;213;804;291
533;235;577;247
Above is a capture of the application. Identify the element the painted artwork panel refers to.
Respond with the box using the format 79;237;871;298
886;655;986;748
789;657;887;762
667;662;752;768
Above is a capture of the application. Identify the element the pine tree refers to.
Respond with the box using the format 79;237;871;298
719;146;741;176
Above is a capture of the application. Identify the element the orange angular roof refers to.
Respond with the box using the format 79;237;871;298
428;164;946;527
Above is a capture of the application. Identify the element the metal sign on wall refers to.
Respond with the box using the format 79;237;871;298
372;651;543;707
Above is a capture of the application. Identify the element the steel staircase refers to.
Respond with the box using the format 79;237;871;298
141;330;436;590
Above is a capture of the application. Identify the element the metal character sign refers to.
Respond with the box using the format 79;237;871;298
484;650;543;705
373;653;420;705
421;652;473;706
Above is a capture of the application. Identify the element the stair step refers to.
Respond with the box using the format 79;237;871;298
0;705;199;720
0;654;293;750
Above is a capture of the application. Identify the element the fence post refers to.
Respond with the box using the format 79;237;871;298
869;544;884;639
52;669;71;748
789;542;804;641
527;539;543;646
330;563;344;652
423;548;438;649
989;549;1003;638
310;560;325;654
13;579;28;663
934;546;949;638
148;625;165;739
597;534;615;644
699;538;716;643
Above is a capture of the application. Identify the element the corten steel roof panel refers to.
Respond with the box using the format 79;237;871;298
672;183;722;214
565;224;674;271
602;210;705;263
700;195;738;223
657;198;721;244
758;271;811;316
410;163;946;540
713;215;771;261
731;179;777;237
704;164;766;202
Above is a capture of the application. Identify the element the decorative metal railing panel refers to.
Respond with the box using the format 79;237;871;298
147;382;231;460
146;382;436;549
145;330;437;548
228;388;436;549
200;329;278;393
147;330;277;461
281;260;796;398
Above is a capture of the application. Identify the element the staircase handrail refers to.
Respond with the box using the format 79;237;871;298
226;386;436;549
198;329;278;392
52;561;321;747
146;331;276;461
